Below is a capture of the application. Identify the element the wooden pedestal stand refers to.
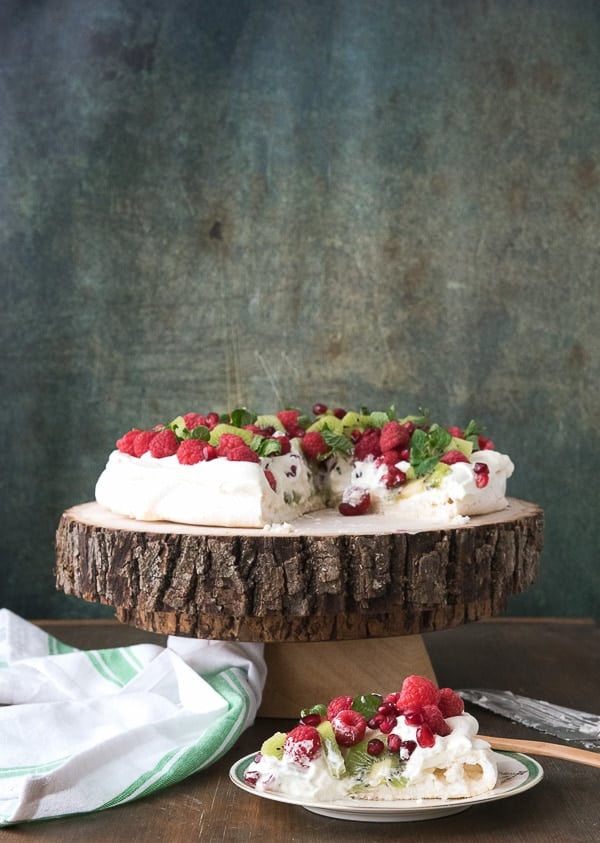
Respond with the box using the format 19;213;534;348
55;499;543;717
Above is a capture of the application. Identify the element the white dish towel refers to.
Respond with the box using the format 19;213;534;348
0;609;266;826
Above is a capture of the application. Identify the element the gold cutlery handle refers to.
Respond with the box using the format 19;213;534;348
480;735;600;768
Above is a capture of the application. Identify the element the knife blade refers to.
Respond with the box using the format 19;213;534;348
457;688;600;749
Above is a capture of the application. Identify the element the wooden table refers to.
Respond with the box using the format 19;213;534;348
1;618;598;842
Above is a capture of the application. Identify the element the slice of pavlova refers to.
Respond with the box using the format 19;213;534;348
243;675;498;801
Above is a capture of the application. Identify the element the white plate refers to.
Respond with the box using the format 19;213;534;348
229;751;543;822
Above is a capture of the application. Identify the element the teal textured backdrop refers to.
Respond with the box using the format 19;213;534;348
1;0;598;621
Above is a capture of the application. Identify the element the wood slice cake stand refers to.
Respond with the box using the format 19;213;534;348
55;498;543;716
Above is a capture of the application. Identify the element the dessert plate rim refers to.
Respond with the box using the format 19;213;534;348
229;750;543;822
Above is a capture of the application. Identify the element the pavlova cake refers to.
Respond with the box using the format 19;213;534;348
95;403;514;528
243;674;497;801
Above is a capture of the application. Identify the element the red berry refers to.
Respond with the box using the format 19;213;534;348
338;487;371;516
422;704;451;736
275;435;291;455
327;695;354;721
474;461;490;488
277;409;301;435
206;412;220;429
446;425;464;439
116;429;142;455
380;420;411;453
400;739;417;760
437;688;465;718
403;708;424;726
149;428;179;458
353;428;382;461
398;675;440;710
300;713;323;728
283;725;322;766
387;733;402;753
133;430;157;457
264;469;277;491
183;413;208;430
416;724;436;748
312;403;328;416
332;407;346;419
331;709;367;747
226;445;260;463
478;435;495;450
378;715;397;734
377;701;400;717
177;439;203;464
383;465;406;489
367;738;385;757
439;450;470;465
301;431;330;461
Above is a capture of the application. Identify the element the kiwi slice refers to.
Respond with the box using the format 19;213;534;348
345;739;401;789
317;721;346;778
208;423;254;446
260;731;287;759
305;415;344;435
255;414;286;432
446;436;473;458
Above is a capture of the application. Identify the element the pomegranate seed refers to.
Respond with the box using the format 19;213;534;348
474;461;490;488
377;702;399;717
384;466;406;488
368;713;384;729
264;470;277;492
403;708;424;726
300;713;322;728
387;733;402;753
367;738;385;757
350;429;362;444
243;769;261;786
379;716;397;734
312;403;328;416
206;412;220;429
416;724;436;748
400;739;417;760
332;407;346;419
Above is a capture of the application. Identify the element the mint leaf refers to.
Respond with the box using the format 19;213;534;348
321;428;353;456
189;425;210;441
252;435;282;457
230;408;256;428
351;693;382;720
410;424;452;478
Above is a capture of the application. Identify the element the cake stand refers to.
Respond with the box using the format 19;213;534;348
55;498;543;716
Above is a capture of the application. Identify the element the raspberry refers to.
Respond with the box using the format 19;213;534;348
439;450;470;465
446;425;464;439
277;409;301;435
183;413;208;430
383;466;406;489
353;428;382;461
133;430;157;457
327;695;354;721
338;487;371;516
422;704;451;736
283;725;322;766
301;431;329;461
398;675;440;710
379;449;403;467
274;435;291;455
216;433;247;456
379;420;411;453
437;687;465;718
264;469;277;491
177;439;217;465
116;429;142;455
226;444;260;463
149;428;179;458
331;709;367;747
478;435;495;450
